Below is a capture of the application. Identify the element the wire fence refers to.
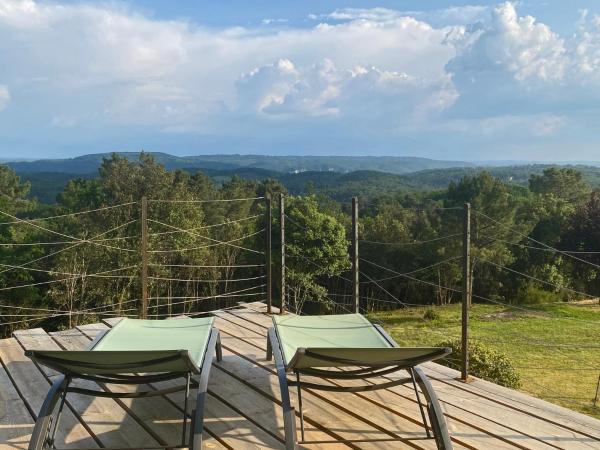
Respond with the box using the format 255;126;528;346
1;195;599;418
0;195;268;334
280;201;600;418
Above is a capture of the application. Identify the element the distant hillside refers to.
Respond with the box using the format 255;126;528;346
407;164;600;190
7;152;474;175
14;157;600;204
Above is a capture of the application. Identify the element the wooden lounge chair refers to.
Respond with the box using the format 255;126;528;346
25;317;222;450
267;313;453;449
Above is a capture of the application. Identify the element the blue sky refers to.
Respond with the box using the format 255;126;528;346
1;1;600;161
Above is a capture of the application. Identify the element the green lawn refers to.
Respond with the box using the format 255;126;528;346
368;302;600;419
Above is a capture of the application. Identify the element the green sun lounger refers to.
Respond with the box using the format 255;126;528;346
266;313;453;449
25;317;222;450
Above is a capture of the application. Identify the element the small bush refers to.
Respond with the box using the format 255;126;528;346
423;308;440;320
436;339;521;389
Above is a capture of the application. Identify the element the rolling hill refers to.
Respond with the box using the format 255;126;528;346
8;152;600;204
6;152;474;175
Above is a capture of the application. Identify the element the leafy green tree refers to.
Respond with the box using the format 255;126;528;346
559;193;600;297
444;172;528;303
506;168;590;303
529;168;590;201
0;166;39;334
279;195;350;313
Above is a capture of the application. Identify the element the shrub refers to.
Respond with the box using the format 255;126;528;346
423;308;439;320
436;339;521;389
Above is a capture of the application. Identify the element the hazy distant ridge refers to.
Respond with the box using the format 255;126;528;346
6;152;475;175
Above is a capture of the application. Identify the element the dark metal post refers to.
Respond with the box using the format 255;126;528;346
594;373;600;407
266;194;273;314
279;193;286;314
140;196;148;319
461;202;471;381
352;197;359;313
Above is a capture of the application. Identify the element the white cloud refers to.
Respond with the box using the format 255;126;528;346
323;5;489;26
0;0;600;159
0;85;9;111
326;8;403;23
447;2;567;84
0;0;457;138
261;18;288;25
237;58;457;131
573;12;600;81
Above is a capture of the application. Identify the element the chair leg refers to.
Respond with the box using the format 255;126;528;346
191;328;220;450
29;375;69;450
409;368;431;438
215;331;223;362
296;372;305;442
413;367;453;450
266;334;273;361
269;328;297;449
182;373;191;447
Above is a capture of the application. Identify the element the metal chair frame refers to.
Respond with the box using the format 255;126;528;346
267;324;453;450
27;327;222;450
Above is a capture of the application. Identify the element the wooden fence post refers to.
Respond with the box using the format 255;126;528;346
461;202;471;381
279;193;286;314
140;196;148;319
266;194;273;314
352;197;359;313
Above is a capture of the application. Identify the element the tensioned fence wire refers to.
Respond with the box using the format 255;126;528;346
0;195;269;331
0;202;140;331
282;201;600;416
144;195;268;317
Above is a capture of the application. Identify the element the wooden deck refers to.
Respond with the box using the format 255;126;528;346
1;301;600;449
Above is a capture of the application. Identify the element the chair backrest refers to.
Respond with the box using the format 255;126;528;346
25;349;199;375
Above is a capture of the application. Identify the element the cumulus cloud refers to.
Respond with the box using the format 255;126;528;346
447;2;567;84
0;0;454;132
0;0;600;159
325;5;489;27
236;58;458;135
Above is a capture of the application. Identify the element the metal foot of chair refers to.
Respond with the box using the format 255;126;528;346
29;375;70;450
269;328;298;449
190;328;220;450
266;334;273;361
413;367;453;450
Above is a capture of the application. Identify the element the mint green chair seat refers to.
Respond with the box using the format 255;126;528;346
273;313;448;370
28;317;214;375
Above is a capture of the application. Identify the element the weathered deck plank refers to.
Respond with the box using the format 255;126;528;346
0;338;99;449
0;360;34;450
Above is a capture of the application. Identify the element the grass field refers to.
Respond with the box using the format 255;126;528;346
368;302;600;419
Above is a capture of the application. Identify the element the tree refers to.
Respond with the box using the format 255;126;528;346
444;172;527;303
559;193;600;297
279;195;350;313
529;168;590;201
0;165;39;334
